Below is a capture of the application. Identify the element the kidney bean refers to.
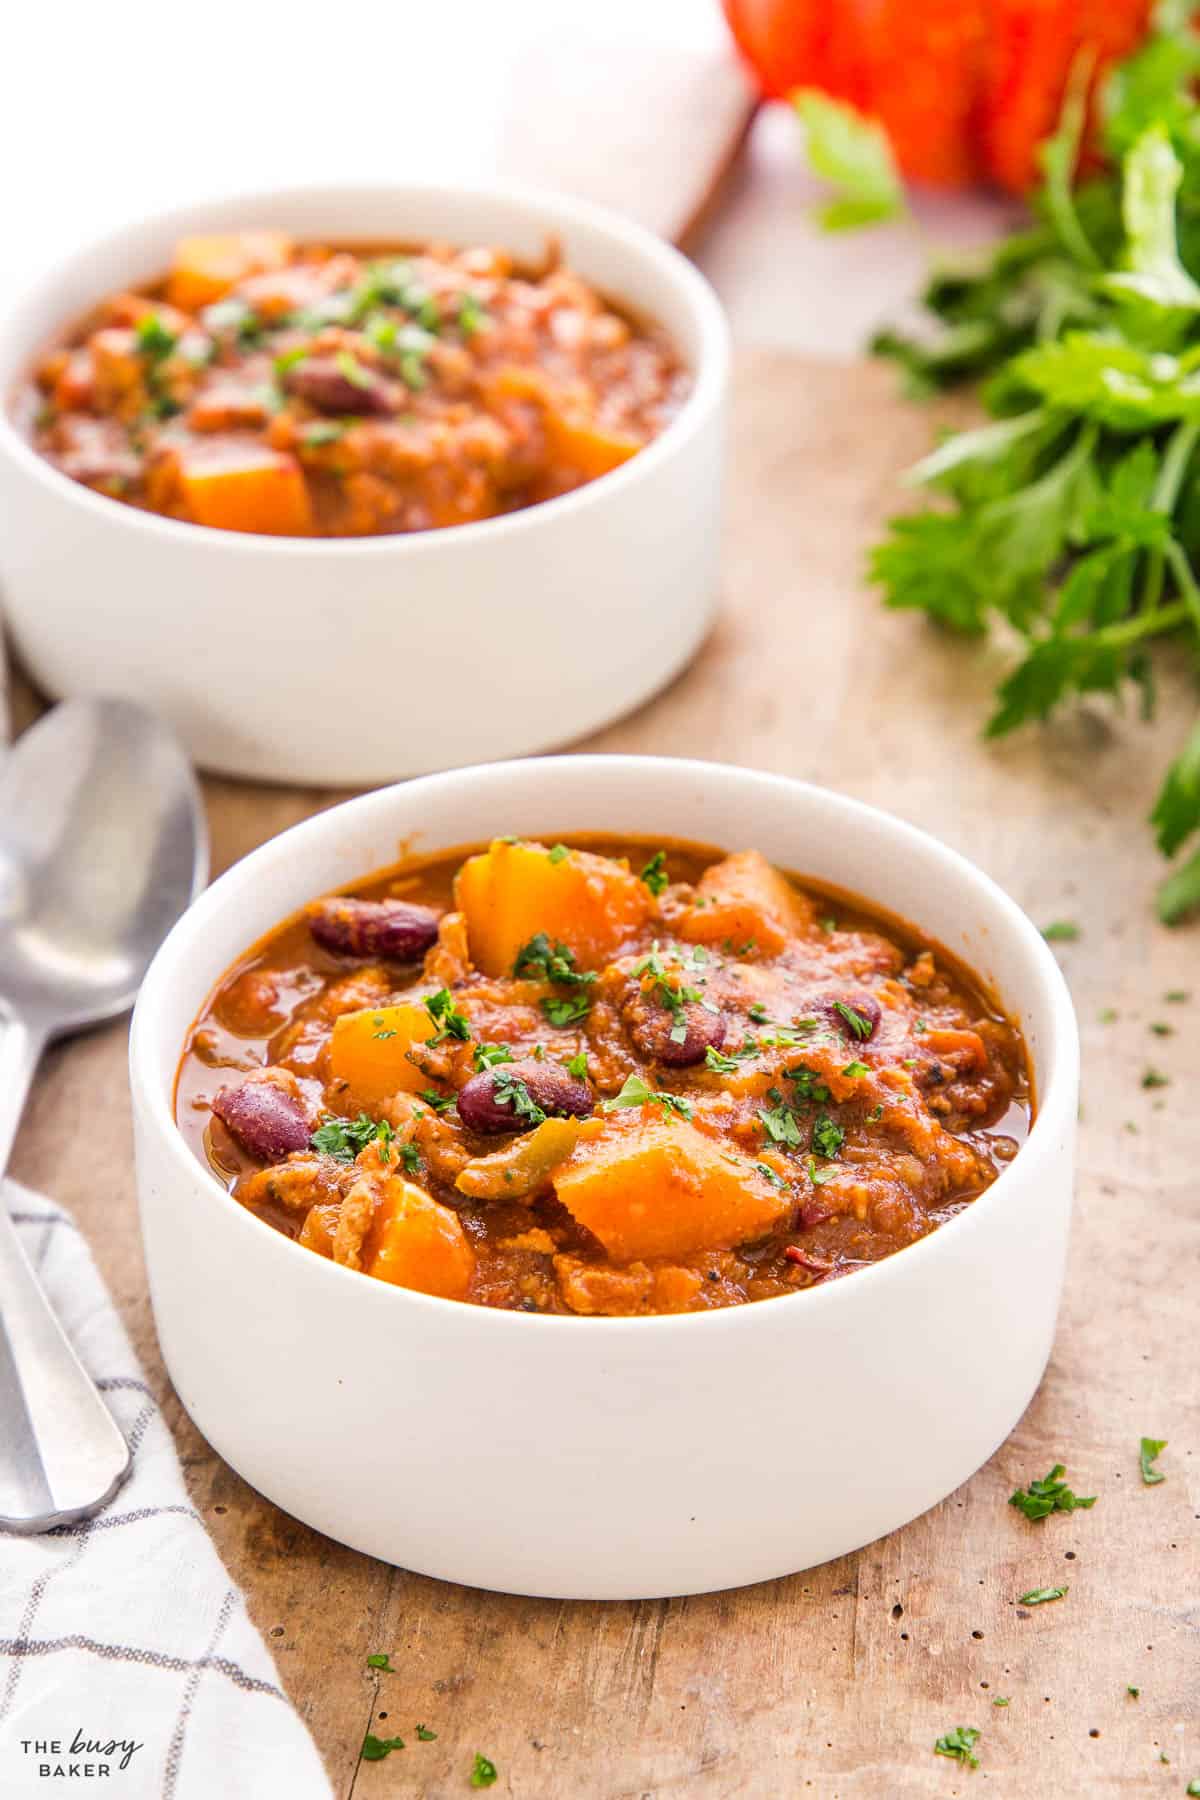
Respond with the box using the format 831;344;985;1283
631;1001;728;1068
824;993;881;1043
212;1078;311;1160
284;356;396;416
457;1061;594;1135
306;897;439;961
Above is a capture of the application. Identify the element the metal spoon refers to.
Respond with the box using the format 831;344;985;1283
0;698;207;1532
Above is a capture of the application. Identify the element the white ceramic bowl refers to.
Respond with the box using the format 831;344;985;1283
130;756;1078;1600
0;185;728;785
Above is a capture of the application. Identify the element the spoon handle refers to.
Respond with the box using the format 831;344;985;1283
0;1012;131;1531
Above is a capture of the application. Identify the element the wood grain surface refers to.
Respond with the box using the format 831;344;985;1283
11;351;1198;1797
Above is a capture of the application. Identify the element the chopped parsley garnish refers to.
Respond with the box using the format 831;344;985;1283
1142;1066;1170;1088
1041;921;1080;942
203;297;263;341
312;1114;394;1162
542;993;594;1027
416;1724;437;1741
1150;1020;1173;1035
470;1752;498;1788
1018;1585;1068;1605
1127;1686;1140;1698
1186;1781;1200;1796
1139;1436;1168;1485
492;1069;547;1126
833;1000;873;1040
366;1653;394;1671
602;1073;692;1118
565;1050;590;1079
785;1063;832;1104
1166;988;1190;1003
811;1113;845;1159
1099;1007;1119;1023
868;1102;884;1122
1009;1463;1097;1520
399;1142;423;1175
933;1726;980;1769
419;1089;455;1113
514;934;598;1026
362;1734;405;1760
303;420;347;447
705;1045;741;1075
424;988;471;1043
992;1697;1010;1707
755;1160;788;1188
819;914;837;933
273;345;309;376
748;1003;770;1025
807;1156;837;1186
640;850;669;895
474;1042;514;1070
334;348;374;390
135;312;179;358
458;292;488;337
546;843;570;864
842;1059;870;1077
758;1102;803;1149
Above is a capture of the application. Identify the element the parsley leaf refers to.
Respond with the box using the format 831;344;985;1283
794;90;905;231
705;1045;741;1075
933;1726;981;1769
312;1114;394;1163
1041;920;1080;941
470;1752;498;1787
1139;1435;1168;1483
758;1102;803;1148
811;1113;845;1159
565;1050;590;1079
416;1723;437;1740
833;1000;873;1040
640;850;669;895
1018;1585;1069;1605
424;988;471;1044
474;1042;514;1070
515;932;597;1025
1009;1462;1097;1520
362;1734;405;1760
602;1073;692;1118
491;1069;547;1127
366;1653;394;1671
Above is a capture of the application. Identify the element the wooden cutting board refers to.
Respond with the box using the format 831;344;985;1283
12;349;1198;1797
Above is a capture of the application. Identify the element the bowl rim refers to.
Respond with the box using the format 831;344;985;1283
130;754;1080;1335
0;177;730;556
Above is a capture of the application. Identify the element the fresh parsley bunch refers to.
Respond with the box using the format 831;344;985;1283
806;8;1200;920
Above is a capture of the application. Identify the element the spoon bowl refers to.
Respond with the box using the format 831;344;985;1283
0;699;206;1036
0;696;206;1532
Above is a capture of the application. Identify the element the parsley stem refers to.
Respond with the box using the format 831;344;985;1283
1153;419;1200;513
1165;541;1200;640
1093;599;1189;649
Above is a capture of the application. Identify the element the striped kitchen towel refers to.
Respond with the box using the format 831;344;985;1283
0;1181;332;1798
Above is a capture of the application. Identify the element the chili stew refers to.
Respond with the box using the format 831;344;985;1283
177;837;1032;1317
26;234;688;537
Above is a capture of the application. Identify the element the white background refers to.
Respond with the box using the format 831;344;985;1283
3;0;1011;354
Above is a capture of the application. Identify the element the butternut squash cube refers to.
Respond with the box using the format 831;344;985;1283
543;407;642;480
329;1003;438;1105
679;850;810;956
553;1111;787;1263
168;442;314;537
166;231;294;313
454;839;652;976
364;1177;475;1300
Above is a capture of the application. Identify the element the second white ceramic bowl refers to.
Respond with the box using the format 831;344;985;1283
130;756;1078;1599
0;185;728;785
